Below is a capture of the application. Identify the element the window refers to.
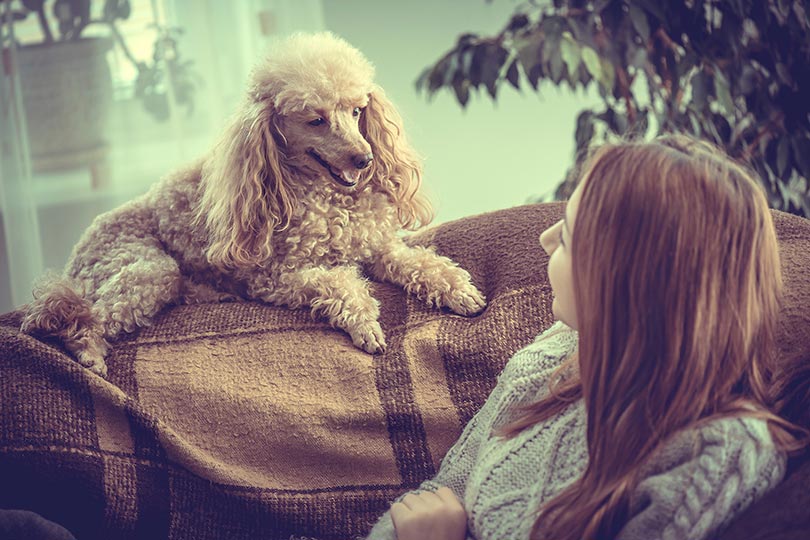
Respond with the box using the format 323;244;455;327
9;0;172;99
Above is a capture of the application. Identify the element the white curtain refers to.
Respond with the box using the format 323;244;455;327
0;5;44;309
168;0;325;128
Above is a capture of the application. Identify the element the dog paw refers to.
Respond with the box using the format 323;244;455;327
77;351;108;378
350;321;387;354
444;284;487;316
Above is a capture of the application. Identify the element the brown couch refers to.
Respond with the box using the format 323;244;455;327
0;202;808;540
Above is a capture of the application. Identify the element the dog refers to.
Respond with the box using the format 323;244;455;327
21;32;486;376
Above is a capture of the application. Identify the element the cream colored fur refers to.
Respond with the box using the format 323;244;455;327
21;32;486;376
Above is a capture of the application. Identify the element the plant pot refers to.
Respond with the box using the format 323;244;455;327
16;37;113;174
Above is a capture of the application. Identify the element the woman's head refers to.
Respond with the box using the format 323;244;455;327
539;178;582;329
571;135;780;422
533;134;788;539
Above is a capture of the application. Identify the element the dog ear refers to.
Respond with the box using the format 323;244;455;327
361;85;434;230
197;101;294;269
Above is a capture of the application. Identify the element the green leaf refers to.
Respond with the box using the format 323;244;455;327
712;112;732;143
539;14;566;42
568;16;595;45
777;136;792;178
582;47;601;81
443;54;460;86
675;51;698;80
759;133;774;159
414;67;431;92
480;44;508;99
527;64;543;90
777;179;792;210
452;72;470;107
793;1;810;30
628;108;650;138
791;135;810;179
543;32;564;84
506;59;520;90
427;56;452;94
486;82;498;99
628;47;647;70
469;46;485;87
542;30;560;65
599;57;615;93
629;4;651;41
688;110;702;136
592;0;613;14
121;0;132;19
516;32;543;79
577;63;593;87
549;48;564;84
9;10;29;21
690;69;710;112
632;0;666;23
104;0;131;21
74;0;90;22
775;63;793;86
739;64;758;95
575;110;595;151
21;0;44;11
508;13;530;32
53;0;74;23
560;32;581;77
713;71;734;115
599;108;628;135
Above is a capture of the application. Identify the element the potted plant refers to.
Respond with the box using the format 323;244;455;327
417;0;810;217
7;0;197;178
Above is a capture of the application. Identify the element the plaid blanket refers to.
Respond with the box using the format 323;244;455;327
0;203;808;540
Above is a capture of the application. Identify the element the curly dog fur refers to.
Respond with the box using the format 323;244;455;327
21;32;486;376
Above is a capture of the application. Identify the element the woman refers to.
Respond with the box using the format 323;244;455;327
365;135;807;540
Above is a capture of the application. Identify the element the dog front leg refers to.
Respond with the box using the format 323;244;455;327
369;241;486;316
245;266;386;354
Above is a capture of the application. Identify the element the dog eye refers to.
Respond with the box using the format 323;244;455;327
352;107;362;117
308;117;325;126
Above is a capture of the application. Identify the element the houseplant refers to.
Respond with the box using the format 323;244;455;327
416;0;810;217
8;0;196;175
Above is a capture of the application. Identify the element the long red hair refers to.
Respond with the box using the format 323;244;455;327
504;135;807;540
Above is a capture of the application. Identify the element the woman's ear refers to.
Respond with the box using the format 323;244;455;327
197;100;294;269
361;85;434;230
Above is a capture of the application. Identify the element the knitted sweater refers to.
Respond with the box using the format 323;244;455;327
365;322;786;540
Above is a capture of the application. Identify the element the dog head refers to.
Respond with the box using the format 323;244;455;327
198;32;433;270
259;32;376;189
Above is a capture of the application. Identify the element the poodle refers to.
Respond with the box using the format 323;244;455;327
21;32;486;376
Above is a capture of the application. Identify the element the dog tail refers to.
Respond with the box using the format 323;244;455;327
20;273;109;375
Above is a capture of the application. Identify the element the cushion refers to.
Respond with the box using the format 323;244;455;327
0;203;807;540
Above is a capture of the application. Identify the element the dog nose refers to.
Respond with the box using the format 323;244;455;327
352;153;373;169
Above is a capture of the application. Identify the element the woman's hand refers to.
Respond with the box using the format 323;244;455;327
390;486;467;540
